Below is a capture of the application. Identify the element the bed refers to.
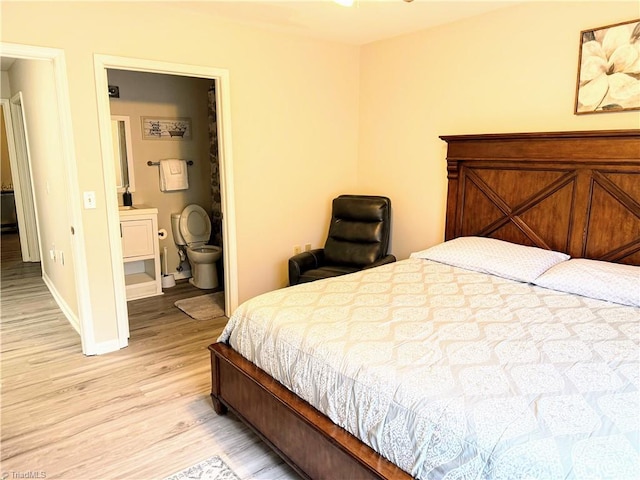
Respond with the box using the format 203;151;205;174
209;130;640;479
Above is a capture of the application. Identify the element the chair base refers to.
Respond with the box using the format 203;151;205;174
299;266;360;284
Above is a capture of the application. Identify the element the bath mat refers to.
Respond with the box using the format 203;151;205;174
163;455;239;480
174;292;225;320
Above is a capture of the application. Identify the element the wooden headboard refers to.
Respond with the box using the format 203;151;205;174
440;130;640;266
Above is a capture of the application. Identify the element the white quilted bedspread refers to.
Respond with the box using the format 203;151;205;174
218;258;640;479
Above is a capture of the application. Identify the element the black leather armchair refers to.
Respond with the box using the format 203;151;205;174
288;195;396;285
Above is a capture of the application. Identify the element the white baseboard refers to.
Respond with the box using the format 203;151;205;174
42;272;122;355
42;272;81;335
90;339;122;355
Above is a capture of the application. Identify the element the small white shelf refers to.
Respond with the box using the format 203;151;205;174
124;272;155;286
120;205;162;301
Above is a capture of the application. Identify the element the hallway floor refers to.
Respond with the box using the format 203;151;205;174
0;231;299;480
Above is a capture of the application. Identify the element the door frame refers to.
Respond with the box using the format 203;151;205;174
8;92;41;262
0;42;94;355
1;96;37;261
93;55;238;347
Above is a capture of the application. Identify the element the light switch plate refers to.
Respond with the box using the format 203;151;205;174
83;191;97;209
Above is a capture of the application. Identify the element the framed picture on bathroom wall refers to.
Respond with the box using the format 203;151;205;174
141;116;192;140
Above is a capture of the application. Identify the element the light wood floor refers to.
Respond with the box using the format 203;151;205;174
1;232;300;480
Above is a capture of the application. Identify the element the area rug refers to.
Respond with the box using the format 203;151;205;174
174;291;225;320
163;455;239;480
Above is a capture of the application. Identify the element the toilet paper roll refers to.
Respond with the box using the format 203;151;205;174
158;228;168;240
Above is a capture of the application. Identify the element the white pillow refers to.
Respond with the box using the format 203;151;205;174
534;258;640;307
410;236;569;283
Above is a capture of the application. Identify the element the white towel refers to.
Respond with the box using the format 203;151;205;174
159;159;189;191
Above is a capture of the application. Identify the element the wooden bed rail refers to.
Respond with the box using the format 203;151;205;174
209;343;412;480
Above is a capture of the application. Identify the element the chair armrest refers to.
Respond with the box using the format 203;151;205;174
362;254;396;270
288;249;325;285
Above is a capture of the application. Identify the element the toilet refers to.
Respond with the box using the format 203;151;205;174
171;204;222;289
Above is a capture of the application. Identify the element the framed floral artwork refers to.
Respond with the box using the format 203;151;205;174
142;117;192;140
574;19;640;114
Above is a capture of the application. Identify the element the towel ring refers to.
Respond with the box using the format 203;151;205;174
147;160;194;166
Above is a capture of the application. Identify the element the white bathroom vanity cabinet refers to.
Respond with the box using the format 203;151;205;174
119;205;162;300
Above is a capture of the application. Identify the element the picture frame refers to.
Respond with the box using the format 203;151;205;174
141;116;192;140
574;19;640;114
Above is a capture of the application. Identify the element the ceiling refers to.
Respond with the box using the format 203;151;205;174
0;1;520;71
165;0;520;45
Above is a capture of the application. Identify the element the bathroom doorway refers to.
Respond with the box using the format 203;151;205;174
105;70;221;286
94;55;237;348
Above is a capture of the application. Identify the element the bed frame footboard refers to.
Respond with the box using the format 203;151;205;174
209;342;412;480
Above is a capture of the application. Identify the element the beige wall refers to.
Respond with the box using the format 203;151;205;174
0;106;11;190
1;2;360;346
7;59;78;318
1;1;638;351
1;73;13;192
358;1;640;260
1;71;10;98
107;70;212;279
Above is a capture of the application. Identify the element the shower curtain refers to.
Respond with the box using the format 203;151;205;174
208;82;223;249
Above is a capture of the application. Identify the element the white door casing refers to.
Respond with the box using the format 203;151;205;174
93;55;238;349
1;97;32;261
8;92;41;262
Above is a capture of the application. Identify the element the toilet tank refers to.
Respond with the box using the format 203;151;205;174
171;213;186;246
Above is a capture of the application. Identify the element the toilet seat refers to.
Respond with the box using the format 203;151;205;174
179;204;211;246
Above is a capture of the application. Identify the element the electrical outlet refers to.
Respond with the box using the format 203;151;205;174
293;245;302;255
304;243;312;252
50;249;56;261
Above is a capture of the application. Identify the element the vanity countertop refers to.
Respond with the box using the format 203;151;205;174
118;204;158;216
